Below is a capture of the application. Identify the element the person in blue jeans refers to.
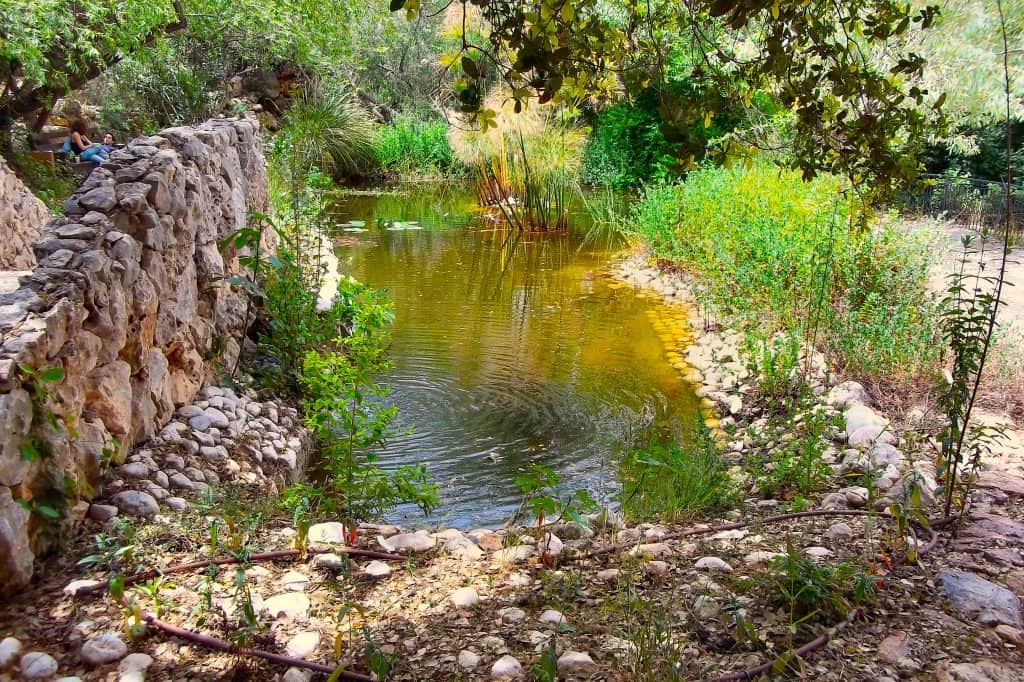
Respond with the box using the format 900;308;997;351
69;120;110;164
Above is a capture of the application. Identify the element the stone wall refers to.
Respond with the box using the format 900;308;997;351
0;155;51;270
0;118;269;594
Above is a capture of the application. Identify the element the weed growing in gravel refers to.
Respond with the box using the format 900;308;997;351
739;540;876;632
620;424;739;521
746;405;839;501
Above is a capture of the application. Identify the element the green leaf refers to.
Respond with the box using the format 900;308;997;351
389;0;405;11
461;55;479;78
39;366;64;383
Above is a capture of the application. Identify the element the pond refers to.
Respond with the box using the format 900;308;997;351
328;185;702;528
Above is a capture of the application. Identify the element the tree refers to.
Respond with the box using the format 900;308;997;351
393;0;947;195
0;0;187;128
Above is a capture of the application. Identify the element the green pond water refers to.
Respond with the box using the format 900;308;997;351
328;185;702;528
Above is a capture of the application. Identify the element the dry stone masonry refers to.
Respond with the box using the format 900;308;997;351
0;118;270;595
0;155;50;270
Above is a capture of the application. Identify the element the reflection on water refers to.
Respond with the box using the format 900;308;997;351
328;185;701;528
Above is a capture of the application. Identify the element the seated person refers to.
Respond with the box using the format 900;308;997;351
68;120;110;165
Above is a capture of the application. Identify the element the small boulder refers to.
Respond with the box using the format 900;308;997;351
379;532;436;553
500;607;526;624
826;523;854;543
492;545;535;564
119;652;153;682
940;569;1023;627
262;593;310;620
539;533;564;559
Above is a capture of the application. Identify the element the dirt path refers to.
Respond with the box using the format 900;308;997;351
923;219;1024;329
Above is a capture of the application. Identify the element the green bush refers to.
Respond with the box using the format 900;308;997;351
582;99;676;188
374;117;457;176
620;425;739;521
3;152;77;213
630;163;942;386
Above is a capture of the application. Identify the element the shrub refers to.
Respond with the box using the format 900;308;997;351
747;405;839;501
620;425;739;521
629;162;943;387
751;540;876;627
582;99;676;188
374;117;457;176
3;152;77;212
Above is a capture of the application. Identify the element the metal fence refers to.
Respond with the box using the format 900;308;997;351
897;174;1024;239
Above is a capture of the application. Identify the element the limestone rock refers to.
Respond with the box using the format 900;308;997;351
119;652;153;682
940;570;1023;627
379;532;435;553
826;523;854;543
88;504;119;522
111;491;159;517
539;609;567;626
492;545;535;564
490;654;524;679
557;651;598;676
538;532;564;559
0;636;22;668
285;631;319;658
936;661;1024;682
363;560;391;578
309;522;346;544
263;592;310;620
20;651;59;679
500;607;526;624
695;556;733;573
283;668;313;682
80;633;128;666
449;587;480;609
0;486;33;593
64;579;102;597
458;649;480;670
629;542;672;559
445;535;484;561
311;553;345;571
827;381;870;408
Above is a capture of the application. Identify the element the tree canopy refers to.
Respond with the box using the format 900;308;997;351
395;0;949;193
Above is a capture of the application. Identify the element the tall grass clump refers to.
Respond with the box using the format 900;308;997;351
374;116;457;177
279;78;378;181
449;87;587;231
630;162;942;388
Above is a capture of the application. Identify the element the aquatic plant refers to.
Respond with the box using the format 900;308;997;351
449;86;586;231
